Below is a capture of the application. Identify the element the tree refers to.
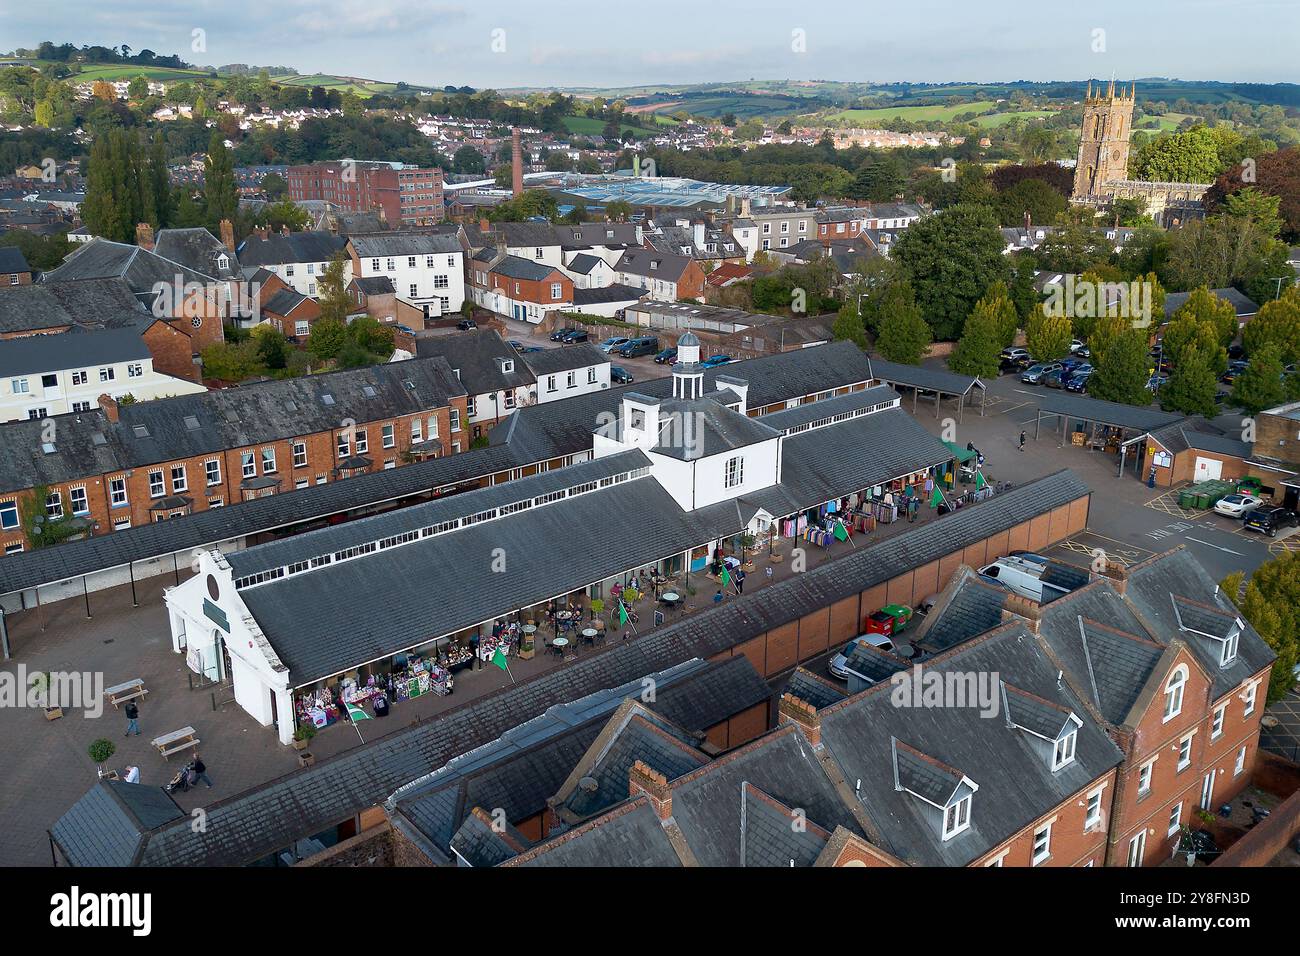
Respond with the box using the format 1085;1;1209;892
1223;187;1283;238
1026;310;1072;362
200;340;261;381
891;203;1008;341
316;253;352;324
1242;287;1300;364
1087;318;1151;405
306;318;348;362
453;144;485;174
947;306;1003;377
1205;145;1300;243
254;200;311;233
832;299;867;349
995;178;1067;228
202;130;238;230
260;171;288;199
1109;196;1149;226
1160;344;1219;417
1133;125;1229;183
973;281;1019;348
1171;286;1239;348
875;294;932;365
127;76;149;100
1221;555;1300;705
1008;254;1040;322
252;325;289;370
1231;343;1285;414
493;163;513;189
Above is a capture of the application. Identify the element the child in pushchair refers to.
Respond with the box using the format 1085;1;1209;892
165;761;199;794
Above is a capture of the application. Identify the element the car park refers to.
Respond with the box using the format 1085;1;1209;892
1213;493;1264;518
654;347;678;364
1021;362;1063;384
1243;506;1299;537
610;366;634;384
1220;360;1249;385
700;354;732;368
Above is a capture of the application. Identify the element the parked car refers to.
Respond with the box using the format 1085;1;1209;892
999;347;1030;370
457;318;477;331
1069;339;1085;353
617;336;660;358
828;632;896;680
1042;369;1068;389
1075;346;1091;359
654;347;678;364
978;555;1074;603
1146;374;1169;391
560;328;589;343
597;336;631;354
1059;357;1086;372
1065;370;1092;393
700;354;732;368
610;366;634;384
1021;362;1063;384
1221;360;1249;385
1213;493;1264;518
1243;506;1299;537
395;324;414;334
550;328;575;342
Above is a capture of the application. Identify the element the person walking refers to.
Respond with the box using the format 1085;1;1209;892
1019;430;1026;452
734;567;746;594
191;754;213;789
124;700;141;737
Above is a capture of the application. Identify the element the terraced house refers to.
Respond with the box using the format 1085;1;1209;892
0;357;467;556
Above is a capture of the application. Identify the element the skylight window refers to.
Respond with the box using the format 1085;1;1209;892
184;416;201;430
132;425;149;438
321;393;335;406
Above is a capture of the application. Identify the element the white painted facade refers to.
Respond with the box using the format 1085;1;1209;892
534;362;611;405
1;357;206;423
353;249;466;316
262;258;353;298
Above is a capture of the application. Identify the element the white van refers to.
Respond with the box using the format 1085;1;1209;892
978;555;1066;603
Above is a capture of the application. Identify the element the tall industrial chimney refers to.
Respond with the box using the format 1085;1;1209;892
511;127;524;198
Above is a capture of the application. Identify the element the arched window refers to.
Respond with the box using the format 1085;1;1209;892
1164;665;1187;722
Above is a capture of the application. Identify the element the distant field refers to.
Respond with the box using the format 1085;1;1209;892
972;109;1056;127
0;60;212;82
563;115;664;137
637;94;817;119
1134;112;1199;132
826;100;999;123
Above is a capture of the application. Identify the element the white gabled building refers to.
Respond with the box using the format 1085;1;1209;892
347;233;466;319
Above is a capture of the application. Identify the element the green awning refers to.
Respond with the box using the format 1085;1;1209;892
941;440;977;463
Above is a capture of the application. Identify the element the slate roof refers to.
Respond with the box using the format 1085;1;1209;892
554;222;640;249
462;221;558;251
742;784;832;867
48;473;1085;866
0;327;150;377
1164;288;1259;319
412;329;537;393
236;231;348;267
349;233;463;257
509;797;684;867
152;228;238;279
260;288;311;317
668;726;864;866
781;667;847;710
447;809;532;866
648;395;781;461
572;283;644;306
911;568;1009;655
351;275;396;296
44;237;218;290
492;340;875;464
615;247;692;282
0;277;146;334
868;357;984;396
519;342;607;376
1032;391;1184;431
489;255;561;282
565;253;604;275
842;642;912;685
1150;422;1251;460
50;779;185;866
1123;547;1275;700
0;246;31;274
819;623;1124;866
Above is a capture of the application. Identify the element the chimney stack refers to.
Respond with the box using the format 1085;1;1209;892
135;222;155;251
1093;562;1129;595
778;694;822;747
479;217;490;234
1000;596;1042;632
511;127;524;198
628;760;673;821
219;218;235;253
1023;210;1031;231
98;394;119;423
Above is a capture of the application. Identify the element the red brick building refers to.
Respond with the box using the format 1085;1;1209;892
287;162;444;227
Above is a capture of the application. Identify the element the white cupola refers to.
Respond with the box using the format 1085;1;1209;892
672;330;704;401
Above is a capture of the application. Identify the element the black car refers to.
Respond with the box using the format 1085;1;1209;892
561;328;589;343
610;366;634;384
457;319;477;331
1243;506;1299;537
654;347;678;364
549;328;574;342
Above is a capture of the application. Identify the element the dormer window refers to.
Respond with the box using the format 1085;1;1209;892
1221;627;1240;666
649;260;658;271
216;254;229;270
502;360;514;373
942;795;971;840
1052;730;1077;771
1163;665;1187;723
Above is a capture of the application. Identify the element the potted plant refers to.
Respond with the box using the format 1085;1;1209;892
518;633;535;661
30;671;63;720
292;724;315;751
740;533;757;571
88;738;116;778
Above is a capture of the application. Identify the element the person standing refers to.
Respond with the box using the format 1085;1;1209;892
124;700;141;737
1019;430;1026;452
734;567;746;594
191;754;213;789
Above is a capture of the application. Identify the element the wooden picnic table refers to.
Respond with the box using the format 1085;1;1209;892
151;726;200;760
104;679;148;709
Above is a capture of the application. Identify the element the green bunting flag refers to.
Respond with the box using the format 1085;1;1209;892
930;487;944;508
833;520;849;542
491;646;509;671
618;601;629;626
976;470;986;489
720;565;732;588
345;702;370;722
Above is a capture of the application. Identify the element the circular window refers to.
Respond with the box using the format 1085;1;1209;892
206;574;219;600
191;317;203;328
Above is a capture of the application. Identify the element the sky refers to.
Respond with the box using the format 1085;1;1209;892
8;0;1298;89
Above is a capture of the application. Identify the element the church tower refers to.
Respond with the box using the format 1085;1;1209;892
1071;80;1136;199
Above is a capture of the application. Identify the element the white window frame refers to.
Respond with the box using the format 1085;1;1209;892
1084;787;1104;831
942;795;971;841
1177;732;1195;772
1052;731;1077;771
1167;802;1182;836
241;451;256;478
148;470;164;498
1235;745;1247;775
1127;830;1147;867
205;459;221;486
293;441;307;468
724;456;744;488
1138;757;1155;796
45;490;63;519
337;434;350;459
170;465;187;493
1242;681;1258;718
1031;821;1053;866
1211;703;1226;740
382;423;395;449
109;477;127;507
261;447;276;474
1163;665;1186;722
355;429;368;454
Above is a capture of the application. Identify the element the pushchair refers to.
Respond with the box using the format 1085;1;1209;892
165;761;199;794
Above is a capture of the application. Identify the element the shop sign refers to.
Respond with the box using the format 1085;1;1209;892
203;598;229;633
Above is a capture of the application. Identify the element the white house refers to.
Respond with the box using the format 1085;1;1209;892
236;231;351;297
348;234;466;318
0;328;206;422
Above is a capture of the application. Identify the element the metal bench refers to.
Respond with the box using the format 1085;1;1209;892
104;679;148;709
151;726;200;760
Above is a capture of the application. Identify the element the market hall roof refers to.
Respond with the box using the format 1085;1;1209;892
48;470;1089;867
1030;391;1185;432
867;356;985;397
